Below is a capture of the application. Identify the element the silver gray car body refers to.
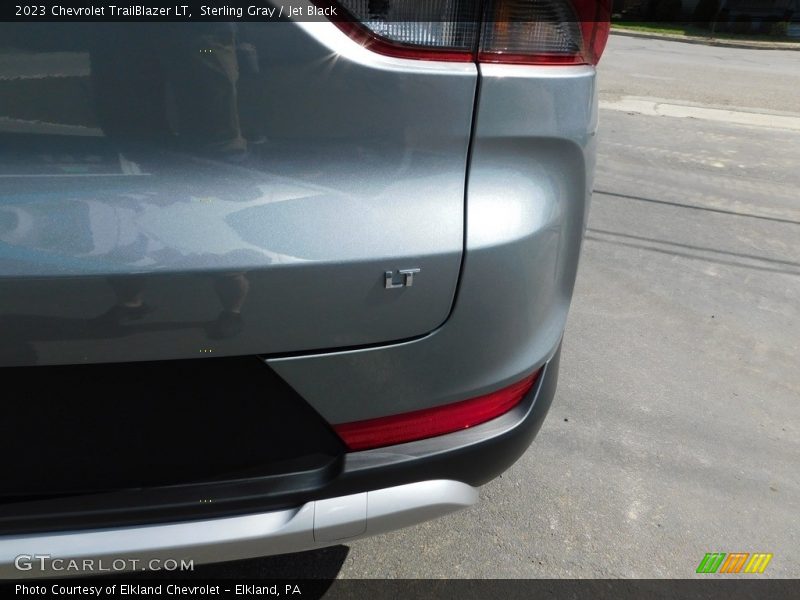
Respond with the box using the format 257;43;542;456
0;14;596;576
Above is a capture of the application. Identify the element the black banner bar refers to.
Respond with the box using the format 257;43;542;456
3;1;794;23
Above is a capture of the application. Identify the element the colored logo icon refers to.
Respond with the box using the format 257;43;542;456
696;553;773;574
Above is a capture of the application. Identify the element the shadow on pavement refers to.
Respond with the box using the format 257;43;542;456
181;546;350;579
115;546;350;598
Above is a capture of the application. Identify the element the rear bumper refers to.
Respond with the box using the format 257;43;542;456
0;347;559;578
0;481;477;580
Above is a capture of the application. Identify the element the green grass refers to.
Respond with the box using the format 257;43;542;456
611;21;800;43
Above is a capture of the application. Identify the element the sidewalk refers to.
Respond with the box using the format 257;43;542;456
611;26;800;50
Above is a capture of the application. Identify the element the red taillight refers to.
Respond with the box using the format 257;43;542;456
333;370;540;451
329;19;476;62
320;0;481;62
479;0;611;65
574;0;612;64
322;1;610;65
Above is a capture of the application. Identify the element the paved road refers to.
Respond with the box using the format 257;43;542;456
203;35;800;579
600;34;800;114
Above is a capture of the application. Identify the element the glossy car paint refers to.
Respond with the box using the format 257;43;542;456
0;22;475;365
270;63;596;423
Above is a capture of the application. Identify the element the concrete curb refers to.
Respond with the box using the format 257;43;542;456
611;27;800;51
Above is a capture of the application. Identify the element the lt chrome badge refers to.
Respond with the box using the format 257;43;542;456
385;268;420;289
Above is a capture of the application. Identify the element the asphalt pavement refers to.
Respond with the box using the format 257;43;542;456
202;34;800;579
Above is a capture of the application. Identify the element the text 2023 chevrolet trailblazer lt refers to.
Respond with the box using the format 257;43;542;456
0;0;609;577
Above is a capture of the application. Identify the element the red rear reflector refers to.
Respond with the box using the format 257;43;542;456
334;370;541;451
